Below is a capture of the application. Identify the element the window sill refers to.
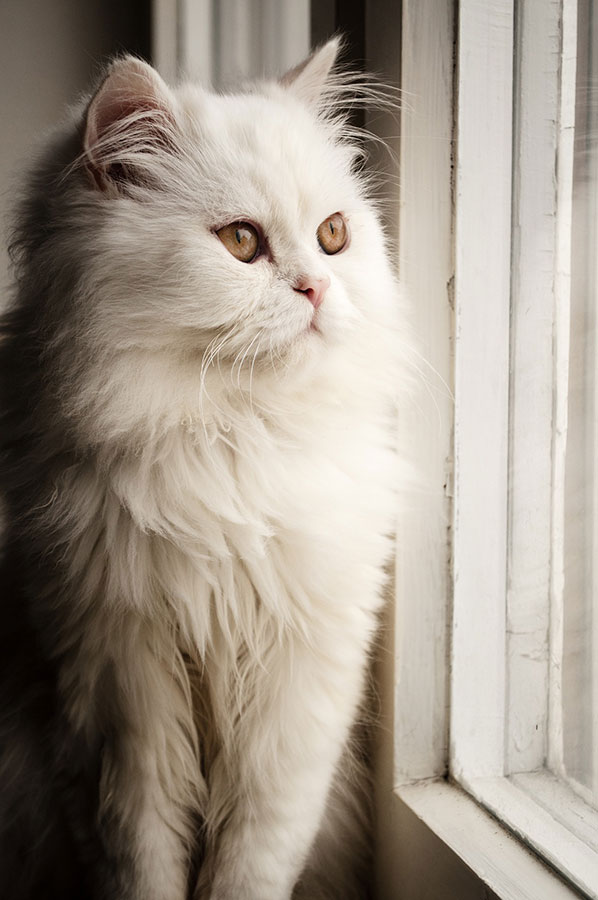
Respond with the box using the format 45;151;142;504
397;780;583;900
457;771;598;899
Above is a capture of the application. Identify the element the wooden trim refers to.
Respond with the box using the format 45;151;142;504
391;0;454;784
506;0;561;776
397;781;583;900
512;771;598;854
462;773;597;897
373;3;454;891
450;0;514;781
549;0;578;780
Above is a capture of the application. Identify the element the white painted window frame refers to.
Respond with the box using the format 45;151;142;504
452;3;598;895
376;0;598;898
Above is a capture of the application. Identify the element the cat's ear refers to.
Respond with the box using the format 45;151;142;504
84;56;177;192
280;37;341;105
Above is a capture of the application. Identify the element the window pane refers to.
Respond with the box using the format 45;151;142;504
563;0;598;807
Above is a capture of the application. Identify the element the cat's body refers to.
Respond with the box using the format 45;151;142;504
0;43;402;899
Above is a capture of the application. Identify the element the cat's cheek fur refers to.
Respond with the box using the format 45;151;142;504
0;43;408;900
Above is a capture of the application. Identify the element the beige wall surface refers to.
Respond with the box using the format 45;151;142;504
0;0;150;299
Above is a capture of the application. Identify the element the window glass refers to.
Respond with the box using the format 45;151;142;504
563;0;598;807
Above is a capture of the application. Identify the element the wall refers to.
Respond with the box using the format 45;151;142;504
0;0;150;298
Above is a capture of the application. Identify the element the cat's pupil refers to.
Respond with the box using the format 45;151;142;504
316;212;348;255
215;221;259;262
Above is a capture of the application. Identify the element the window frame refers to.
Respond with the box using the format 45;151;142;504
374;0;598;897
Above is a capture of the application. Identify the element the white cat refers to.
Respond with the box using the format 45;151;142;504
0;40;404;900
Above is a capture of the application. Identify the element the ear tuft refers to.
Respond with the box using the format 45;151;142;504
84;56;177;192
280;37;342;106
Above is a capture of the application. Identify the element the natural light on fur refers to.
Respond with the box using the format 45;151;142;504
0;40;410;900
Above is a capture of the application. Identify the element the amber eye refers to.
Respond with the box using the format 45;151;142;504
216;221;260;263
317;212;348;255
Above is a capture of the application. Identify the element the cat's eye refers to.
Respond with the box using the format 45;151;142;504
216;222;260;263
317;213;348;255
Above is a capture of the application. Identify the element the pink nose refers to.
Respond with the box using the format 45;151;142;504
294;275;330;311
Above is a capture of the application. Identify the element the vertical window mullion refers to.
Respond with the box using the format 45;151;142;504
390;0;454;785
579;0;598;805
549;0;578;784
506;0;561;778
451;0;514;782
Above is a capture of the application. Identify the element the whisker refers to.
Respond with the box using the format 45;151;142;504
247;332;265;414
198;329;233;439
231;331;262;391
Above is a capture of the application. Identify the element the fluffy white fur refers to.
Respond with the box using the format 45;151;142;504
7;43;407;899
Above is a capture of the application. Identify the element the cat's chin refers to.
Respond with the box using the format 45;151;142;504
244;329;318;380
291;319;327;349
276;326;333;375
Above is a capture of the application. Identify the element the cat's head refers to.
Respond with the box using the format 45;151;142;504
18;43;400;446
